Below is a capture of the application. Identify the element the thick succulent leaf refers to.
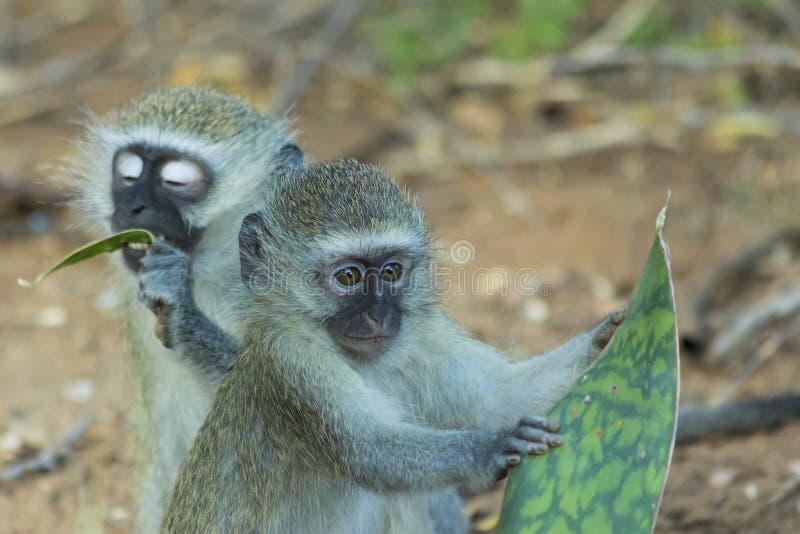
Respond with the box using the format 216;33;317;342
18;229;154;287
498;201;679;534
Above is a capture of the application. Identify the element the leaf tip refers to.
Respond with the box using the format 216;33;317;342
656;190;671;233
17;277;33;288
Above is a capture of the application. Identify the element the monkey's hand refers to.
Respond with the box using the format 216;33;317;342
489;416;562;483
137;240;193;349
137;240;239;377
586;308;626;364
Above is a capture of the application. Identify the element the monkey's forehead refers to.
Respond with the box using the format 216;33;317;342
118;87;265;142
276;160;419;236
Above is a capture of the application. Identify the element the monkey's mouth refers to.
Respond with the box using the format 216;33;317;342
337;334;395;357
121;232;193;272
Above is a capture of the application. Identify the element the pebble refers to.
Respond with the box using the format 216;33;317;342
708;467;736;488
36;305;68;328
61;378;95;404
521;298;550;323
788;459;800;478
109;506;130;521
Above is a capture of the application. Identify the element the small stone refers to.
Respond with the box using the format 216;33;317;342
109;506;130;521
708;467;736;488
62;378;95;404
743;483;759;501
1;418;46;460
36;305;68;328
788;459;800;478
521;298;550;323
590;275;615;301
0;432;23;455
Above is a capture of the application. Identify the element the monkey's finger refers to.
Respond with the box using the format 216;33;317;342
515;426;562;447
519;415;559;432
140;253;190;271
526;442;549;455
610;307;626;325
147;239;182;255
503;437;535;456
592;307;627;350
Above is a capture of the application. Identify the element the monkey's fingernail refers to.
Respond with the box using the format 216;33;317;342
507;455;520;466
531;444;548;455
548;435;563;446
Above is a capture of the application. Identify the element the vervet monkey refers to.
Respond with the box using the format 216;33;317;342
69;86;303;531
137;160;623;533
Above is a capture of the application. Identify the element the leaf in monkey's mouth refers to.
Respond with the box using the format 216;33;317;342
18;229;155;287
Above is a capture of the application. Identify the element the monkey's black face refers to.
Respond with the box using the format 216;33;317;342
322;254;411;359
110;145;210;271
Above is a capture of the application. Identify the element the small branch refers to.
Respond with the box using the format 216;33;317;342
708;288;800;363
444;117;648;168
455;45;800;90
769;0;800;44
677;394;800;444
0;174;73;206
572;0;660;53
694;226;800;336
556;44;800;76
271;0;365;115
711;315;800;404
0;414;94;483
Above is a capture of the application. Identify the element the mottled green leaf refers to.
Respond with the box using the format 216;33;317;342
18;229;154;287
498;199;679;534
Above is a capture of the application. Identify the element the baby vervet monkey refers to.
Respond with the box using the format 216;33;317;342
68;86;302;531
137;160;624;533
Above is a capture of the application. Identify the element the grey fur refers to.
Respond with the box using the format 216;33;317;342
158;161;623;533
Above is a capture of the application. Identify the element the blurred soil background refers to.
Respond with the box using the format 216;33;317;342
1;0;800;532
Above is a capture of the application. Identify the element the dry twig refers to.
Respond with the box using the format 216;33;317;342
677;394;800;444
0;173;73;205
711;315;800;404
271;0;365;115
708;288;800;363
0;414;94;483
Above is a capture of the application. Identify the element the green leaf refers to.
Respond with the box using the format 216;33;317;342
18;229;154;287
497;197;679;534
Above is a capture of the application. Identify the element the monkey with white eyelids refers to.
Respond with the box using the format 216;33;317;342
68;86;303;532
138;160;624;533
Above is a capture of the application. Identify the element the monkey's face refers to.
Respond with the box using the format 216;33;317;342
321;253;412;359
110;145;209;271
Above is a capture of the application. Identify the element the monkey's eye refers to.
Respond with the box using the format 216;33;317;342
115;151;144;183
380;262;403;283
333;266;363;288
160;160;204;189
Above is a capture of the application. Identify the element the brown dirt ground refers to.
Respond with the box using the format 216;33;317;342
1;4;800;532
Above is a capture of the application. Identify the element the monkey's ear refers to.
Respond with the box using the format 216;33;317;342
239;212;271;291
276;143;304;174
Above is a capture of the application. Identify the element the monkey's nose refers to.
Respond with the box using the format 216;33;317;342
364;311;389;334
131;204;146;215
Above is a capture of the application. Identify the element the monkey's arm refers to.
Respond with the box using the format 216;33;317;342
138;241;239;378
417;310;623;431
269;335;561;493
